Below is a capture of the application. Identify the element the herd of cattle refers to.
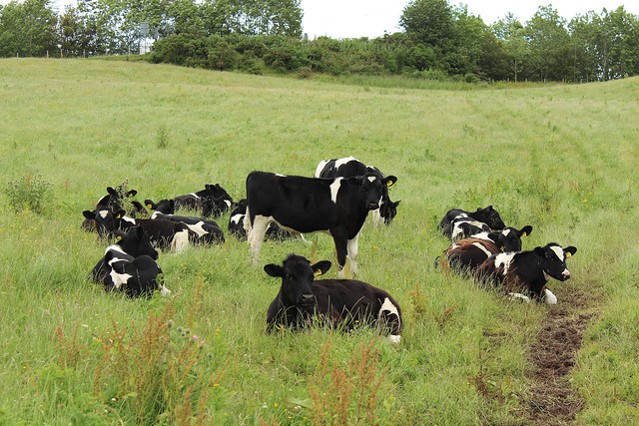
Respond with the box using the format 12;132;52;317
82;156;576;343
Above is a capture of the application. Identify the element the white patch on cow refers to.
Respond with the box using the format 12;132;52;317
122;216;136;225
367;176;376;183
171;229;190;253
507;292;532;303
502;229;511;236
544;289;558;305
388;335;401;344
379;297;401;326
314;160;329;178
472;242;493;258
150;211;161;219
160;285;171;296
471;231;491;241
329;179;342;204
224;199;232;208
98;210;109;219
494;252;516;275
190;192;201;199
275;173;287;178
107;259;132;289
104;245;126;256
344;233;360;277
230;213;244;225
186;221;208;237
549;245;565;261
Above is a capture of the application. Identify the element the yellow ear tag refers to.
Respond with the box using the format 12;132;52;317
386;180;393;188
116;235;123;242
565;252;572;258
146;204;152;209
314;270;323;277
116;214;122;219
522;232;527;237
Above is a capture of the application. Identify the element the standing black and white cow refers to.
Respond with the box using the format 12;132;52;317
314;156;400;225
264;254;402;343
93;207;191;252
443;225;533;273
151;211;225;245
474;243;577;304
245;171;391;277
438;206;506;239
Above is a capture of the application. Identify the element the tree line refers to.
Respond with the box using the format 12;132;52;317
1;0;637;82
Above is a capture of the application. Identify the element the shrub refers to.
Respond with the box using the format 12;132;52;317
5;174;52;214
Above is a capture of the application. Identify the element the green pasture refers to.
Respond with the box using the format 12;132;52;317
0;58;636;425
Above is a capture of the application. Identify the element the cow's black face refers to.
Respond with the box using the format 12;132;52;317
494;225;533;252
94;208;121;237
358;174;387;211
534;244;577;281
380;200;400;224
475;206;506;230
264;255;331;307
119;226;158;260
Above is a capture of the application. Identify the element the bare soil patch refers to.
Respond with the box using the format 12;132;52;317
525;285;596;425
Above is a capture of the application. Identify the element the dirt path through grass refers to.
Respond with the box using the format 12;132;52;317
525;286;596;425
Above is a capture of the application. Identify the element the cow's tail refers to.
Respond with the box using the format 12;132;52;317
172;229;190;253
243;206;253;235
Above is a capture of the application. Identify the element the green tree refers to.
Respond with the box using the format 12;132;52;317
525;5;572;81
0;0;57;57
400;0;454;51
492;13;528;81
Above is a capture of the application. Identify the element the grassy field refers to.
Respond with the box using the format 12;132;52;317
0;58;636;425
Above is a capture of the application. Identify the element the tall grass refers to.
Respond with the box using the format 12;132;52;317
0;58;636;424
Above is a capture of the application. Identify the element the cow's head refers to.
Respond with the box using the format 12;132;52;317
264;255;331;308
94;207;127;237
350;174;394;211
534;243;577;281
380;200;401;225
490;225;533;252
202;194;233;217
145;198;175;215
116;226;158;260
474;205;506;230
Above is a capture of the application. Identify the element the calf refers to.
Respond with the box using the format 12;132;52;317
444;225;533;273
145;183;233;217
102;250;170;298
474;243;577;304
91;226;159;285
314;156;400;225
245;171;391;277
94;207;191;252
151;211;225;245
264;254;402;344
438;206;506;238
228;198;295;241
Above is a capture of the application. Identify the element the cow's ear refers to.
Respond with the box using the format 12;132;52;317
264;264;283;278
144;199;154;209
520;225;533;237
393;200;401;207
83;210;95;219
127;189;137;197
114;209;126;219
564;246;577;258
385;175;398;187
312;261;332;276
107;187;117;195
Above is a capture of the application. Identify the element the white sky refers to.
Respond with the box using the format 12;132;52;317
0;0;636;40
301;0;638;39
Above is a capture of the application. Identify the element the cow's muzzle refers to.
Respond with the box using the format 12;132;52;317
299;293;315;306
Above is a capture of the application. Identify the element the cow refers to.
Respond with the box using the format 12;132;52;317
443;225;533;273
244;171;392;277
91;226;159;287
474;243;577;304
145;184;233;218
228;198;295;241
82;186;146;232
438;206;506;239
102;250;170;298
264;254;402;344
93;207;191;252
314;156;400;225
151;211;225;245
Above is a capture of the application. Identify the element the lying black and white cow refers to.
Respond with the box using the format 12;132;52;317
228;198;295;241
91;227;169;298
82;186;146;232
314;156;400;225
245;171;391;276
94;207;191;252
264;254;402;343
474;243;577;304
146;183;233;218
443;225;533;273
438;206;506;239
151;211;225;245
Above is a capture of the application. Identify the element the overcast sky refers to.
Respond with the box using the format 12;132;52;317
0;0;636;40
301;0;638;39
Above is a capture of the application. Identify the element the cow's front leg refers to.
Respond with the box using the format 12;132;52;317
248;215;270;264
331;229;348;278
